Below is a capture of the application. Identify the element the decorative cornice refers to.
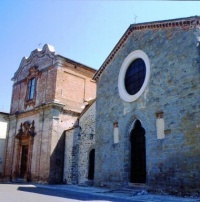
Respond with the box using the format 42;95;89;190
12;44;55;81
93;16;200;81
9;100;82;119
9;101;65;117
58;55;97;73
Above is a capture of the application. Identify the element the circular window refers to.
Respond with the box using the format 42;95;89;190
118;50;150;102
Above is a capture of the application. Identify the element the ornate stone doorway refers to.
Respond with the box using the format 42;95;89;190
14;121;35;181
130;120;146;183
88;149;95;180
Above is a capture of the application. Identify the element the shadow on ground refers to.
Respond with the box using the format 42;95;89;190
17;185;134;202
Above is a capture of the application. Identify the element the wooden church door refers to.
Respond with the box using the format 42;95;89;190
20;145;29;178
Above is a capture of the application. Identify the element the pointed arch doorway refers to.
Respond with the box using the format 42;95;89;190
130;120;146;183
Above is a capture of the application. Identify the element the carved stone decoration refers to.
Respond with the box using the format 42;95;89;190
16;123;23;139
16;120;35;139
13;120;35;182
12;44;55;82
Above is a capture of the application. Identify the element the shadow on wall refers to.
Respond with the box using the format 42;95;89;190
0;139;6;178
63;126;80;185
49;131;65;184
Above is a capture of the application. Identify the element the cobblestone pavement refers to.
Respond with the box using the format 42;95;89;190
0;183;200;202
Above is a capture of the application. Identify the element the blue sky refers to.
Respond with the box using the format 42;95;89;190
0;1;200;112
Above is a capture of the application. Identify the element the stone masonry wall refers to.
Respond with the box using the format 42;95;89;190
64;127;80;184
78;101;96;184
63;102;96;185
95;25;200;194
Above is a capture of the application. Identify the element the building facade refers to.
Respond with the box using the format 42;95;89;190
93;16;200;194
0;112;8;177
3;44;96;183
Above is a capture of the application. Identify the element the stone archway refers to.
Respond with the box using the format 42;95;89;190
14;121;35;181
130;120;146;183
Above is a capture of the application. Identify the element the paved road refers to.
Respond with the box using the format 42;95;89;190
0;183;137;202
0;183;200;202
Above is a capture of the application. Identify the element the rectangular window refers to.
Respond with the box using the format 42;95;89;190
113;122;119;144
28;78;35;100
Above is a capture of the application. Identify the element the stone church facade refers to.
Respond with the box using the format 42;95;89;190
93;16;200;194
3;44;96;183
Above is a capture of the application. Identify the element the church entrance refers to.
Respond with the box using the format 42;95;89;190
14;121;35;181
88;149;95;180
20;145;29;178
130;120;146;183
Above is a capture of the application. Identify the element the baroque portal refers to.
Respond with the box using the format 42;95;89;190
13;121;35;181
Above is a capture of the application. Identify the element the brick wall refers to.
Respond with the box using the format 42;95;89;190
55;58;96;113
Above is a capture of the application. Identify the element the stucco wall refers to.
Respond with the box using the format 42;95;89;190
95;23;200;194
0;113;8;175
4;105;80;183
0;115;8;139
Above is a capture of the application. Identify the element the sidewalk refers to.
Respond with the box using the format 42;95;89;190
35;184;200;202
